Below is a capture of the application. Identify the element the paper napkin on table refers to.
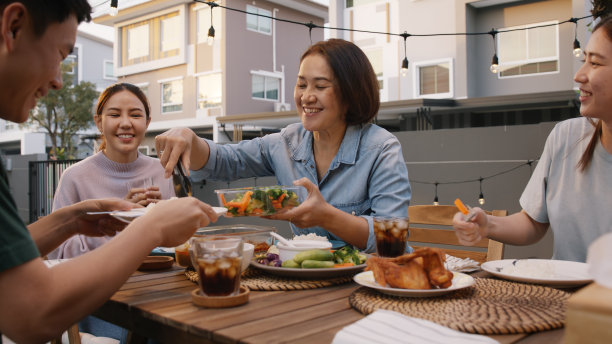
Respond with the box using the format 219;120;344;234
333;310;498;344
587;232;612;288
445;254;480;272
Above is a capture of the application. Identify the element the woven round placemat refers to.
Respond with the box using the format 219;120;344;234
349;278;571;335
185;267;353;291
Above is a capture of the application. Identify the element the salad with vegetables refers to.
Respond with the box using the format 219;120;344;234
217;186;301;216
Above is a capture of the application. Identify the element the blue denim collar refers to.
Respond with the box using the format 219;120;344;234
291;124;362;166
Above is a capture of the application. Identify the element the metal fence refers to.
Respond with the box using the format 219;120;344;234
29;159;80;222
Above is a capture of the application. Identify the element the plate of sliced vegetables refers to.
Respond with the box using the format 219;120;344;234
250;246;369;279
215;186;306;217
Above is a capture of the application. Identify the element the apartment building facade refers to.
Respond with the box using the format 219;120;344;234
328;0;591;130
94;0;327;152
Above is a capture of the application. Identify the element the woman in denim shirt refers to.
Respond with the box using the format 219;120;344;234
156;39;411;253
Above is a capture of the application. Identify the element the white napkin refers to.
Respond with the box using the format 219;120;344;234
587;232;612;288
333;310;498;344
445;254;480;272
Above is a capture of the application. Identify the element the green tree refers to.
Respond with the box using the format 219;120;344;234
27;63;99;159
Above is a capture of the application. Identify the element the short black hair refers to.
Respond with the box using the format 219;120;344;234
300;39;380;125
0;0;92;37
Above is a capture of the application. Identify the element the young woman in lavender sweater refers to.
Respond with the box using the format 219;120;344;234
48;83;175;259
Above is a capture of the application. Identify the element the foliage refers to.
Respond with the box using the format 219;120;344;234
26;63;99;159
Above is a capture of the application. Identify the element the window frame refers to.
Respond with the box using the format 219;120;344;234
158;76;184;114
246;4;272;35
413;58;454;99
196;70;223;110
103;60;116;80
250;70;282;102
497;20;560;79
116;5;187;77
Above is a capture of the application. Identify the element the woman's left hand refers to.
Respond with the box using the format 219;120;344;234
267;177;333;228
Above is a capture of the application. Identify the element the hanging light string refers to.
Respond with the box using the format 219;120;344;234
416;159;538;205
194;0;595;73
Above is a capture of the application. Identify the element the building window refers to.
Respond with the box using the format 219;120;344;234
103;60;115;79
246;5;271;34
121;11;181;67
64;55;77;74
135;83;149;98
365;49;383;90
251;73;280;101
498;21;559;78
160;78;183;113
197;6;222;43
197;72;222;109
414;58;453;98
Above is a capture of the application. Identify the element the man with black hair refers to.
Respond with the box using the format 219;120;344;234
0;2;218;342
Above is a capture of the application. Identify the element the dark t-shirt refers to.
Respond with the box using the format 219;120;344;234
0;159;39;272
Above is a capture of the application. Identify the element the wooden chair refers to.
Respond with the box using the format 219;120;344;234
408;205;506;263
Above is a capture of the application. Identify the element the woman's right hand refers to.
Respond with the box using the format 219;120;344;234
133;197;219;248
155;127;196;178
452;207;489;246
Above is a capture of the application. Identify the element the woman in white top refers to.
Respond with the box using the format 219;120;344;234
452;15;612;263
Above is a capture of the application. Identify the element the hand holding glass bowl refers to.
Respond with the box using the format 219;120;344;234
190;236;244;297
373;217;410;257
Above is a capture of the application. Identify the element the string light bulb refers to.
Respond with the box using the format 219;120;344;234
573;39;582;58
207;3;216;46
478;177;485;205
570;17;583;59
433;182;439;206
400;32;410;77
489;29;499;74
110;0;118;16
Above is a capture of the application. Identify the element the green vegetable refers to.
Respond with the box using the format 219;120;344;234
333;246;365;265
293;249;334;264
301;260;335;269
281;259;300;268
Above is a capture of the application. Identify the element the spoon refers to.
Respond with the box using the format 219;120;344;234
270;232;295;247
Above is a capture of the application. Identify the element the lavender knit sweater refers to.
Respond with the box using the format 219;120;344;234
47;151;175;259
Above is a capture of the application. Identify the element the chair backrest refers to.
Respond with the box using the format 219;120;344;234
407;205;506;263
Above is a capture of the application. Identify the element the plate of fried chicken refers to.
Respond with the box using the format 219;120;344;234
354;247;475;297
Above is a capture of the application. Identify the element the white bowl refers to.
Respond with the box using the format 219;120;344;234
277;240;332;262
242;243;255;272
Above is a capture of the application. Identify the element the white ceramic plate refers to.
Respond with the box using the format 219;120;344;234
250;260;367;278
89;206;227;224
353;270;475;297
481;259;592;287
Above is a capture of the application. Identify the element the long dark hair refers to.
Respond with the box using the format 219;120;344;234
299;39;380;125
577;16;611;172
96;83;150;152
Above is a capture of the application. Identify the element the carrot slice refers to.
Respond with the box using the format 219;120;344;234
454;198;469;215
334;262;355;268
219;193;227;206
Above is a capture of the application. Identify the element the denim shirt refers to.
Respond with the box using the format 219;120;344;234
193;122;412;253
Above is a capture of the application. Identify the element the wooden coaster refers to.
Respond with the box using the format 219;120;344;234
349;278;572;335
185;267;353;291
191;286;249;308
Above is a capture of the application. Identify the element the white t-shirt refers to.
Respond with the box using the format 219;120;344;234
520;117;612;262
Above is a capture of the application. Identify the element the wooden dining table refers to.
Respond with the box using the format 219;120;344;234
92;265;567;344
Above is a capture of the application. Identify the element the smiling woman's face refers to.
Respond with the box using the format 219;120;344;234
95;90;150;163
574;28;612;122
294;53;347;134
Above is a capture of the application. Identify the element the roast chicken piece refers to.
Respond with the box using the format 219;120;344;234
366;247;454;289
